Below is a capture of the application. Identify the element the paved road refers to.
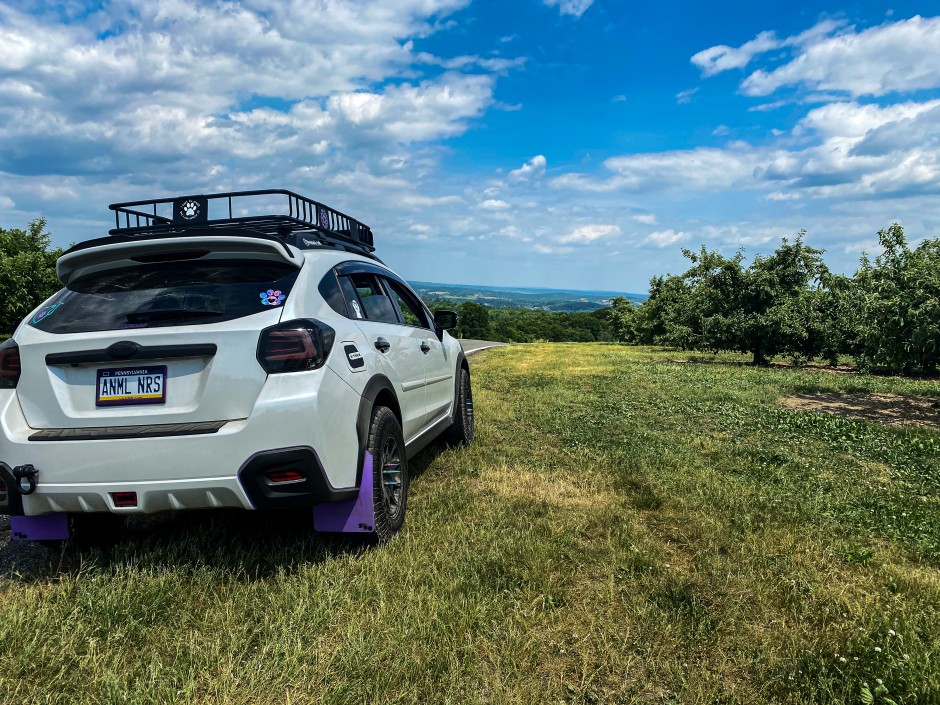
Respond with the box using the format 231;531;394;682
459;340;508;356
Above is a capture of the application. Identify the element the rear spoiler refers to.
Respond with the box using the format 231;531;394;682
56;235;301;287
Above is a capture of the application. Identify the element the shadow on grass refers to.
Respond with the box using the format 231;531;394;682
0;442;444;584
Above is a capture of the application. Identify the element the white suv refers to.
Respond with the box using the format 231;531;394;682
0;190;474;544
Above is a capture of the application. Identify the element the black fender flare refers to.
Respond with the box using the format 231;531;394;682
355;374;400;486
450;350;468;419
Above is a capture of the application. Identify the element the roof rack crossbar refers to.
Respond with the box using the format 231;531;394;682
107;189;375;255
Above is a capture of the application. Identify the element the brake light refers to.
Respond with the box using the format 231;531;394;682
257;319;335;373
0;339;20;389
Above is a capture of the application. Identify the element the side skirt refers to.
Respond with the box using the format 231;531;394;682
404;412;452;460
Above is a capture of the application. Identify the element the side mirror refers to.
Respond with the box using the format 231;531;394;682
433;309;458;330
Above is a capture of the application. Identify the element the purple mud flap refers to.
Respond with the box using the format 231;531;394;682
11;513;69;541
312;451;376;533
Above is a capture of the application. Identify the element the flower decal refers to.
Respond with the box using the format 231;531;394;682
32;302;63;325
260;289;286;306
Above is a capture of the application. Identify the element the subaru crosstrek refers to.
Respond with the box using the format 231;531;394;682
0;189;474;544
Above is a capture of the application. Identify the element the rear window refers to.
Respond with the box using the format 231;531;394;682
29;259;300;334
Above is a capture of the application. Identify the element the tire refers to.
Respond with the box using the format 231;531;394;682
368;406;408;543
444;367;474;447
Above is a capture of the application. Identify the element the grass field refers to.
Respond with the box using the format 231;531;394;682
1;344;939;704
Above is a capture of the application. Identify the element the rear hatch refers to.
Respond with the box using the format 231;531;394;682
16;236;301;429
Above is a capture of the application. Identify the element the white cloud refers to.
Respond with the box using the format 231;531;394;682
647;229;690;247
480;199;511;210
542;0;594;18
676;88;699;104
552;98;940;201
692;31;781;77
508;154;547;181
558;224;621;243
0;195;13;209
632;213;658;225
741;16;940;97
692;19;847;78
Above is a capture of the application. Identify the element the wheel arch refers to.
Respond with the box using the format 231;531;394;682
355;374;401;486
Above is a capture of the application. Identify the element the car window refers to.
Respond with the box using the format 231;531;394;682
29;259;300;334
385;279;429;329
337;275;364;319
348;273;399;324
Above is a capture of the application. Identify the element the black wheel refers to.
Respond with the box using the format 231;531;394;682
444;367;474;446
368;406;408;542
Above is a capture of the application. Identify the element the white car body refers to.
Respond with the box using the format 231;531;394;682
0;207;469;540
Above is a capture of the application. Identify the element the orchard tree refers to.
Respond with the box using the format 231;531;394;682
0;218;63;334
852;224;940;374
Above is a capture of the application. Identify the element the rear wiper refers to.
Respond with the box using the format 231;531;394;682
126;309;224;322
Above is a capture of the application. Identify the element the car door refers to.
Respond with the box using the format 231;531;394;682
383;278;454;426
342;271;427;441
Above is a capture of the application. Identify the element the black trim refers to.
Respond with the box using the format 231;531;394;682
46;342;217;366
355;375;398;486
237;446;357;509
0;463;25;515
28;420;227;442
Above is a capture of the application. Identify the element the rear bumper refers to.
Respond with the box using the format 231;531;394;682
0;368;363;516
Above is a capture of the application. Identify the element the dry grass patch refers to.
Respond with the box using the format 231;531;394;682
469;463;619;510
781;391;940;428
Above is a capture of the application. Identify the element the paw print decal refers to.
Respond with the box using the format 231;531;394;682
179;199;200;220
260;289;286;306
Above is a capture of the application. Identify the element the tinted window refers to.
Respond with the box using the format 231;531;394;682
29;259;299;334
348;273;399;324
319;271;348;317
385;279;428;328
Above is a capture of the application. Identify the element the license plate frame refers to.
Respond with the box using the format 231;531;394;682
96;365;167;407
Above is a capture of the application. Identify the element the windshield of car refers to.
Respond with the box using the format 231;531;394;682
29;258;299;334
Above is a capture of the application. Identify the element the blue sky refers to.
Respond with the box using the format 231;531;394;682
1;1;939;292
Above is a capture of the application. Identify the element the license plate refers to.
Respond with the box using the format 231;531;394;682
96;366;167;407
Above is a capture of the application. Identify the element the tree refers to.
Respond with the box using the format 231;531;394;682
455;301;491;339
0;219;63;334
850;224;940;374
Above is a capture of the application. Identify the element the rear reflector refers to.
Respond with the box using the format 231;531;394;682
111;491;138;507
267;470;305;484
0;339;20;389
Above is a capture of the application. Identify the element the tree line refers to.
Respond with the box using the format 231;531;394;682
608;224;939;375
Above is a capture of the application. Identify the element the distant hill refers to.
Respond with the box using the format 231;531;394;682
409;280;646;312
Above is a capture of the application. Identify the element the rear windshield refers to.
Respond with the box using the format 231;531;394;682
29;259;300;334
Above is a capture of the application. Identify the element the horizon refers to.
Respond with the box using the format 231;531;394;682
1;2;938;292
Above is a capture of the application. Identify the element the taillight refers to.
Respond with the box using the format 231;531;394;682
0;339;20;389
257;319;335;373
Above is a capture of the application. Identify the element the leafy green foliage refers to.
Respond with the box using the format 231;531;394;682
0;218;63;334
621;225;940;373
454;301;491;339
849;225;940;374
427;297;614;343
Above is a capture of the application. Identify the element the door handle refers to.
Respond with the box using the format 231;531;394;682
374;338;391;353
420;341;431;354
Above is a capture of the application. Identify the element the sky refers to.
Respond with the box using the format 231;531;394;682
1;1;939;293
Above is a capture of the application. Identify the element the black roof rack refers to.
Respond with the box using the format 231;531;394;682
108;189;376;257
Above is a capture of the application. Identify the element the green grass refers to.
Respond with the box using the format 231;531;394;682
1;343;939;704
